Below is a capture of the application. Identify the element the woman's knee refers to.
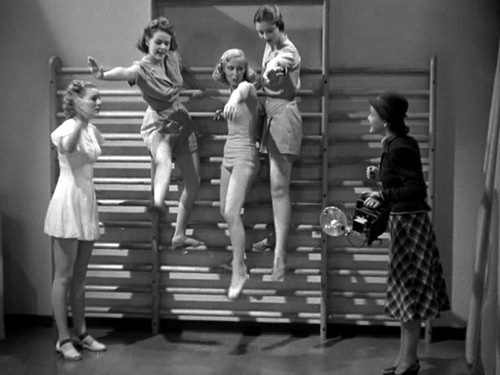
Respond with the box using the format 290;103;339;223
222;206;240;225
53;272;73;287
270;182;289;198
154;153;172;168
185;174;201;193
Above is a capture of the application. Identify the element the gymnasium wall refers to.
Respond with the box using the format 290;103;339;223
0;0;499;327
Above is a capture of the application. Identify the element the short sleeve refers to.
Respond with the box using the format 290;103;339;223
89;123;105;147
50;119;78;153
273;44;300;69
127;62;142;86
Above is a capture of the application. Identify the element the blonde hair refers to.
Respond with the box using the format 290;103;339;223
62;80;96;119
212;49;256;85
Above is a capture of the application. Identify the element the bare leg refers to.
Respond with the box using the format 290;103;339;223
52;238;79;341
171;151;201;245
151;135;174;208
395;326;405;367
396;320;421;374
268;153;293;281
70;240;94;336
220;162;255;298
384;326;404;373
52;238;81;359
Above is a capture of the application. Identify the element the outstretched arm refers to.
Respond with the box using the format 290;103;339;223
262;44;297;85
223;82;256;120
88;56;137;82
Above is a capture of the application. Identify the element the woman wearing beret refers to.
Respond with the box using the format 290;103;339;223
364;91;450;375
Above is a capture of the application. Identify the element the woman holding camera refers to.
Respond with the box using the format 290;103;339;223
364;91;450;375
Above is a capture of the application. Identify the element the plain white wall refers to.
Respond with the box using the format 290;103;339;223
0;0;499;327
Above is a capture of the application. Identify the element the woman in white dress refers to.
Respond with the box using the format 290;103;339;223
44;80;107;360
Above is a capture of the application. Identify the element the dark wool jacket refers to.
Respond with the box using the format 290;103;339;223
379;134;431;213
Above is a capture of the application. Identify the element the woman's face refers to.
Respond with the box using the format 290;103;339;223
224;57;246;89
147;30;172;61
367;106;385;134
255;20;281;46
76;87;101;120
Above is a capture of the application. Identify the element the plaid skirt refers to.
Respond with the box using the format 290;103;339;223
385;212;451;322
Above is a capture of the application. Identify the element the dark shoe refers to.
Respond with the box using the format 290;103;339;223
55;338;82;361
396;360;420;375
252;231;275;252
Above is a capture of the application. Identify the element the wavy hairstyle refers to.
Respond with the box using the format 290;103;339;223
62;80;96;119
212;49;256;85
136;17;178;53
253;4;285;31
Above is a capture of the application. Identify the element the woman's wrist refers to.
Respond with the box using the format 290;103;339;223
96;69;105;80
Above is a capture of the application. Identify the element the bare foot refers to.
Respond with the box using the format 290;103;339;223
228;266;249;300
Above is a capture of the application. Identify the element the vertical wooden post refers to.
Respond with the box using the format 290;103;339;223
48;56;61;334
424;56;437;344
0;214;4;340
320;0;331;343
150;0;157;19
48;56;62;194
150;159;160;335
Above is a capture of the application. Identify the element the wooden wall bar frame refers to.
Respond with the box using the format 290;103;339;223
320;0;330;343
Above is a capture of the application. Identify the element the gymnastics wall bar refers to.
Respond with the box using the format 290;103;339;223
48;45;436;345
48;54;329;336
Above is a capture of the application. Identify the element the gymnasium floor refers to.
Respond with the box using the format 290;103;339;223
0;319;472;375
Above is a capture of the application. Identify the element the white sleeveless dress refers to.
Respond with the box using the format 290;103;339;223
44;119;103;241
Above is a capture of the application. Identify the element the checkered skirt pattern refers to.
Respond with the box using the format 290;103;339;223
385;213;451;322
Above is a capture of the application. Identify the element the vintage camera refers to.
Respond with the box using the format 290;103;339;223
320;193;390;246
352;194;390;245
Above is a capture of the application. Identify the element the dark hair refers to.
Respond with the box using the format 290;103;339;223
369;91;410;135
136;17;178;53
62;80;96;119
212;49;256;85
254;4;285;31
386;120;410;135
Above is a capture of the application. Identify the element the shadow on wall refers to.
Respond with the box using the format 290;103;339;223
2;215;40;315
158;5;323;69
0;0;57;316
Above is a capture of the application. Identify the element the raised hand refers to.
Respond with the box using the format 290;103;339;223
191;89;203;99
366;165;379;180
263;66;286;85
213;109;225;121
88;56;104;79
223;99;238;121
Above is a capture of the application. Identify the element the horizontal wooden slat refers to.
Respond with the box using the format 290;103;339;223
54;59;432;330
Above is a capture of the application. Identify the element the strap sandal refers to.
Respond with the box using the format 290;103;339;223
251;232;275;252
55;338;82;361
78;332;107;352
